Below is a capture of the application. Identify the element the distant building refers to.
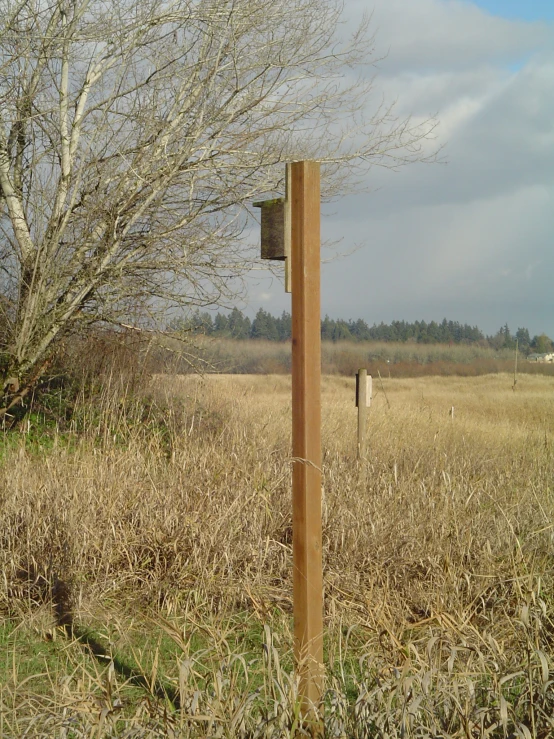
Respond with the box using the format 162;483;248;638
528;353;554;362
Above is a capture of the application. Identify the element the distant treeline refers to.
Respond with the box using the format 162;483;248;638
172;309;552;354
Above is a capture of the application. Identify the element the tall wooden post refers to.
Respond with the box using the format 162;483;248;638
291;161;324;715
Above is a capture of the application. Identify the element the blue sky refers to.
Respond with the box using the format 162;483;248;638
470;0;554;21
245;0;554;338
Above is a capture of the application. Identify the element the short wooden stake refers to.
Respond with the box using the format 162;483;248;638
513;338;518;391
291;160;324;721
356;369;368;460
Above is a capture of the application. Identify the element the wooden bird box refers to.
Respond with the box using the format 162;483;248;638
254;173;292;293
253;197;290;261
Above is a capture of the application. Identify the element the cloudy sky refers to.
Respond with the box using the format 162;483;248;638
246;0;554;338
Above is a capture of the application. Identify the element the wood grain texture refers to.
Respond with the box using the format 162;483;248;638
290;160;324;714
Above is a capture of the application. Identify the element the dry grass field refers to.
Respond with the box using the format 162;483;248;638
1;371;554;736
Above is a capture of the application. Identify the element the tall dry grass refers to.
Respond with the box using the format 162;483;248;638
1;372;554;735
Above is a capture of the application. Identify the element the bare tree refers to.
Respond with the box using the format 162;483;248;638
0;0;436;413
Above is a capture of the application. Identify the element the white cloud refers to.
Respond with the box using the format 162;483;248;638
357;0;553;73
341;48;554;211
318;181;554;332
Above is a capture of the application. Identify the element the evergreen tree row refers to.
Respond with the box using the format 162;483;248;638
172;309;551;353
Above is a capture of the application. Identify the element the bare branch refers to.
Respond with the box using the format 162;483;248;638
0;0;439;400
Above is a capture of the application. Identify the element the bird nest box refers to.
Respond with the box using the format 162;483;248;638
253;195;291;292
253;197;290;261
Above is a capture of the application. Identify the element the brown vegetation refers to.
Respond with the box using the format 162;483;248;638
170;336;554;378
1;369;554;734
